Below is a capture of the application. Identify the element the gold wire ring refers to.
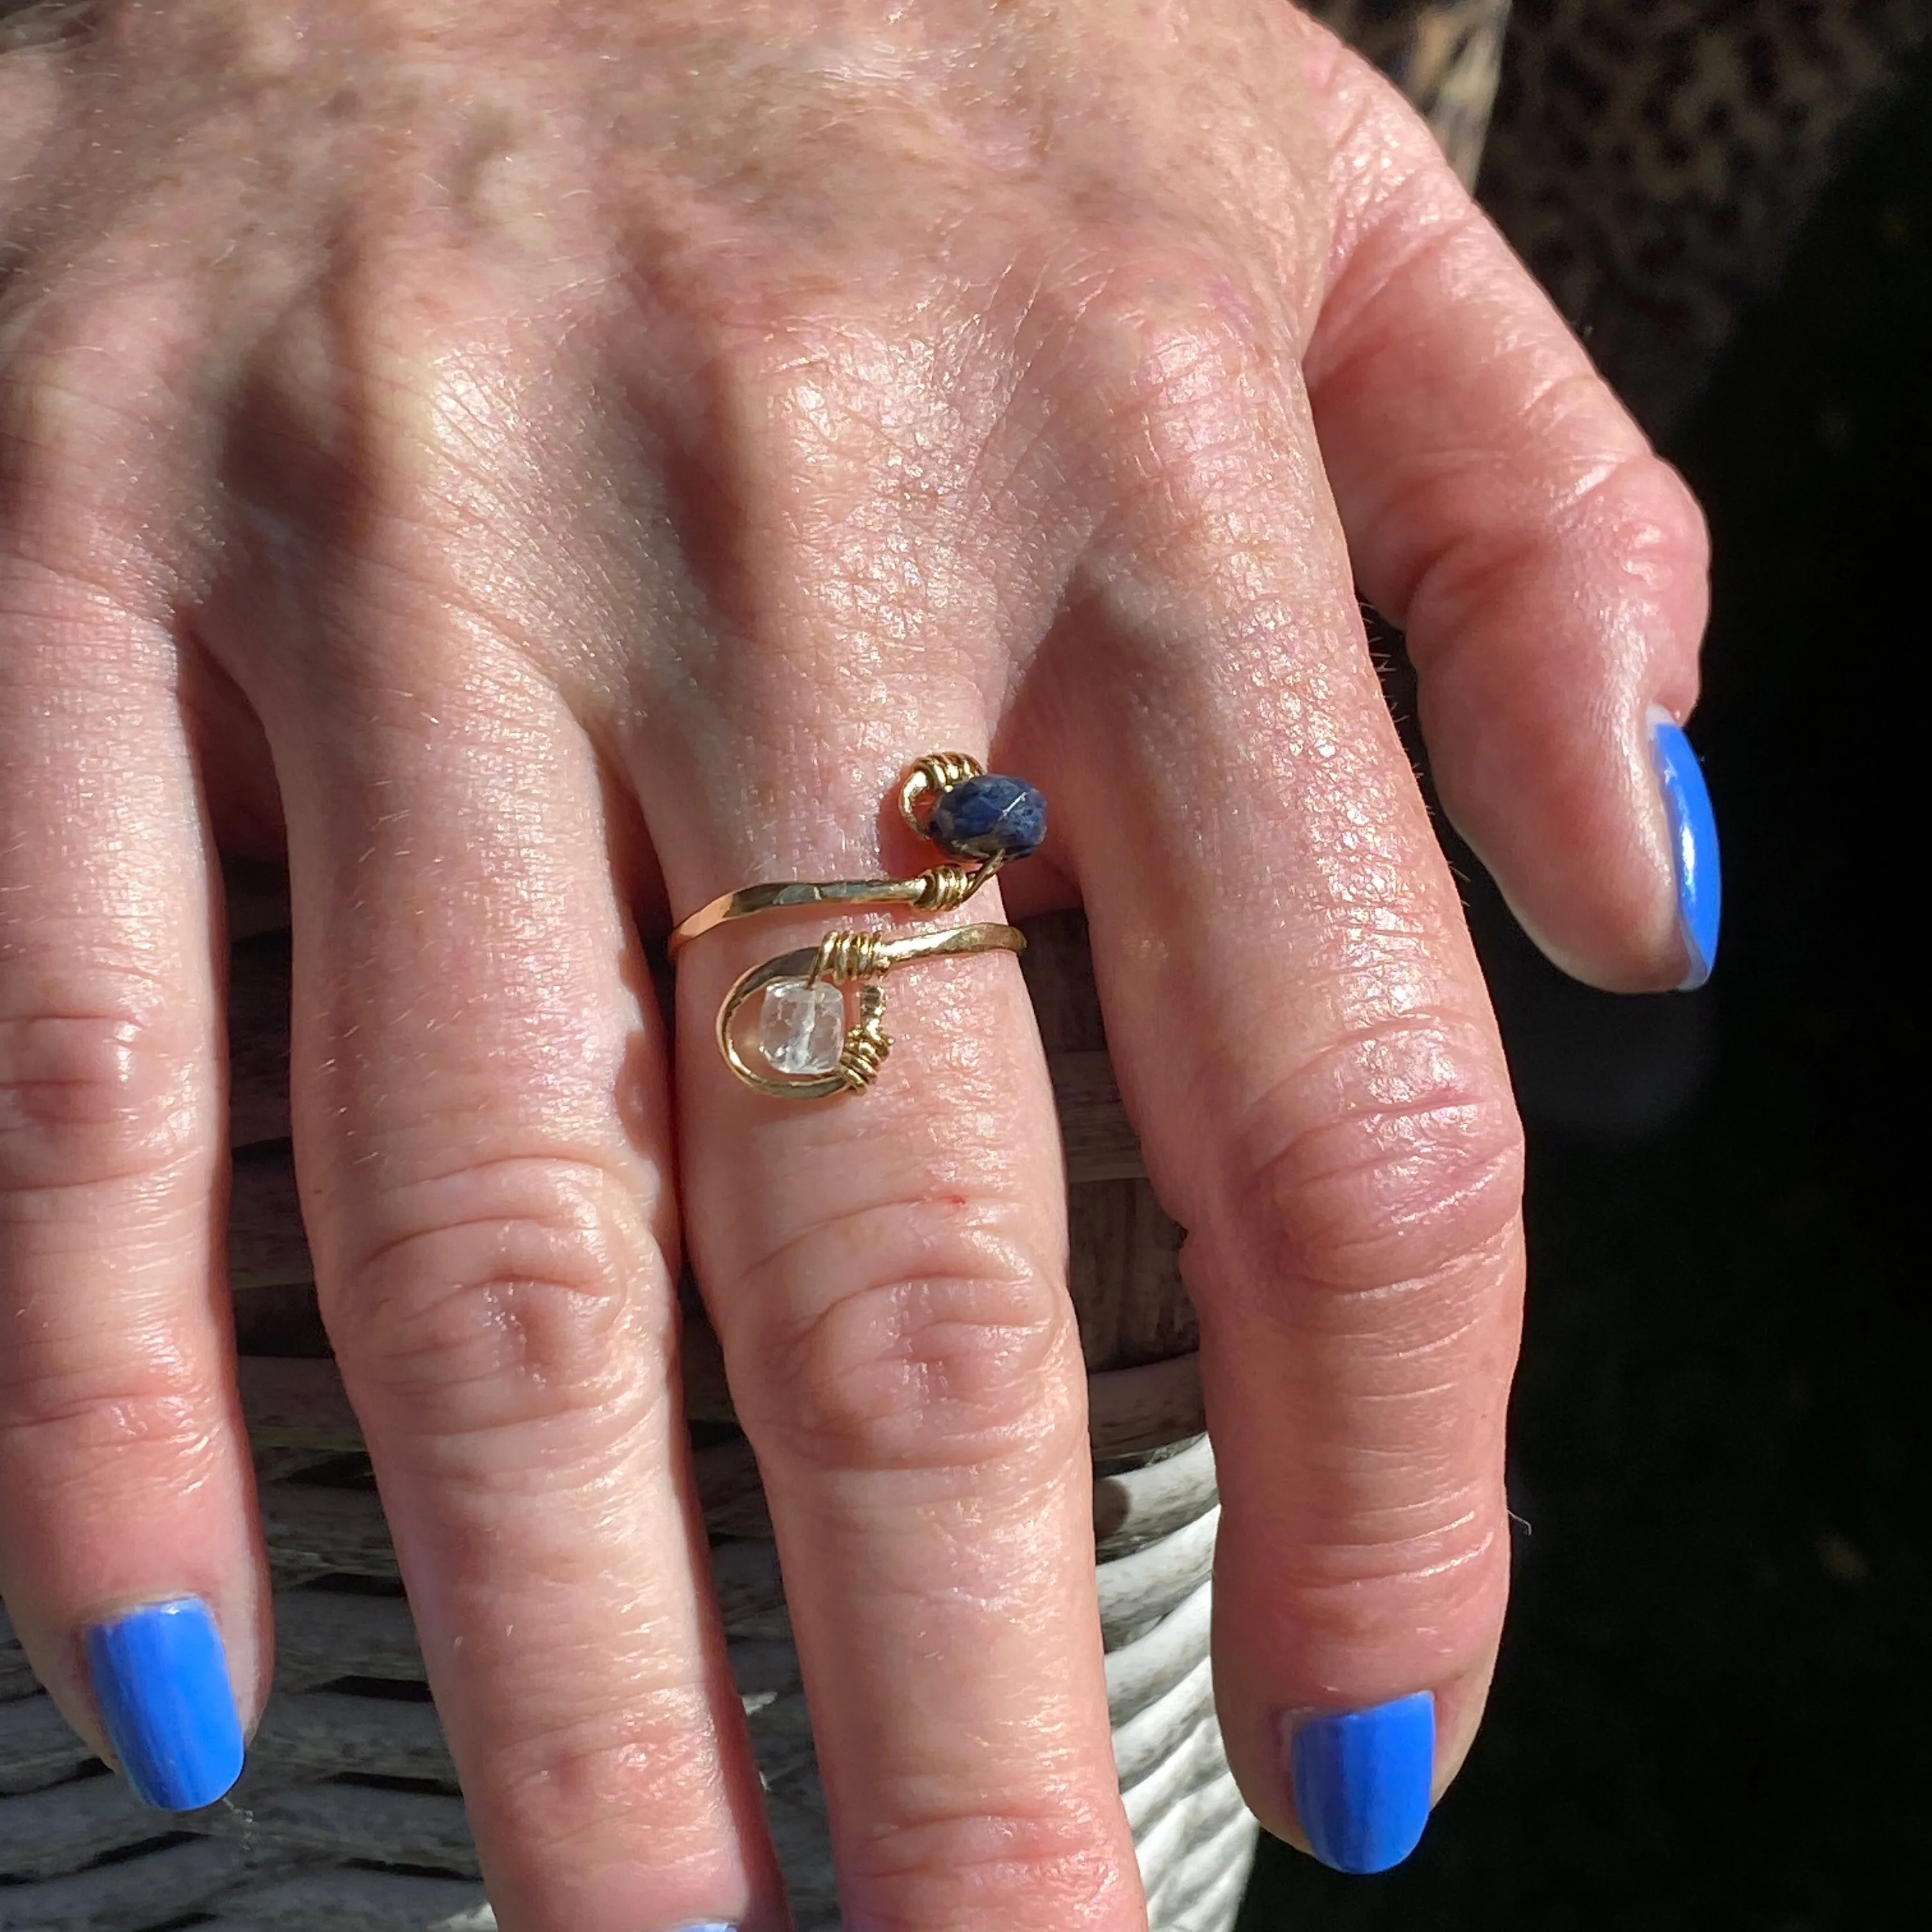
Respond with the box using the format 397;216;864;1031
898;751;985;839
671;753;1043;1100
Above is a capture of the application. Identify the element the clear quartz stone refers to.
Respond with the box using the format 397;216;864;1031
758;979;846;1075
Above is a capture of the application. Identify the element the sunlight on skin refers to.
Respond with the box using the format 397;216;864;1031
0;3;1711;1926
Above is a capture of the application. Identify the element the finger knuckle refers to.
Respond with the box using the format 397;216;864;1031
0;274;179;478
706;310;960;514
847;1795;1132;1932
1274;1491;1512;1665
1417;425;1712;643
0;980;208;1194
332;1156;668;1467
1039;250;1278;500
0;1342;218;1470
1223;1012;1523;1296
483;1682;726;1873
728;1197;1081;1478
1556;440;1711;584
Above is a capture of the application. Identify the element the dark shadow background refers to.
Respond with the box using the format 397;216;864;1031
1239;50;1929;1932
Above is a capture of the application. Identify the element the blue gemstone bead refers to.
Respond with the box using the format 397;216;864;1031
928;772;1046;860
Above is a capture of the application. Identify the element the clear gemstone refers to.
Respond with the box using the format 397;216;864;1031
759;979;846;1075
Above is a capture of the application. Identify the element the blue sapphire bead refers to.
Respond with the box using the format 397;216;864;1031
927;772;1046;861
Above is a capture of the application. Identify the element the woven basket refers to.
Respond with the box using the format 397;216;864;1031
0;879;1253;1931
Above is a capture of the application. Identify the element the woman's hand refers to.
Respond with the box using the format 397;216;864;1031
0;1;1711;1926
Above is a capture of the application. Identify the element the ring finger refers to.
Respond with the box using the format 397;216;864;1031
667;733;1138;1932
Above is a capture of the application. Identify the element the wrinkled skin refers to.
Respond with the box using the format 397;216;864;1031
0;3;1706;1928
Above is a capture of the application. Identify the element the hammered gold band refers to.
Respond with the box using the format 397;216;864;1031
664;854;1007;958
669;753;1044;1101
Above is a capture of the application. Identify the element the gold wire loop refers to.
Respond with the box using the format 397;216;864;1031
898;751;985;840
674;753;1035;1101
837;986;892;1092
714;923;1026;1101
808;926;889;985
909;854;1007;912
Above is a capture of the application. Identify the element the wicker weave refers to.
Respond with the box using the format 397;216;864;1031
0;887;1254;1931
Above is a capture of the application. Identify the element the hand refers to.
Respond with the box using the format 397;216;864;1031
0;1;1712;1925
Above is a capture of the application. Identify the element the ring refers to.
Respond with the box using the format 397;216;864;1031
670;753;1047;1100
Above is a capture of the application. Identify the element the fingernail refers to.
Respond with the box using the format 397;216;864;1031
1649;709;1722;989
84;1598;244;1810
1287;1690;1435;1874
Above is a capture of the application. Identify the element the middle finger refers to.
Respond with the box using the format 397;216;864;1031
645;351;1139;1926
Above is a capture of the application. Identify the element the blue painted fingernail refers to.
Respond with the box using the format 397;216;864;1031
1650;711;1722;989
84;1598;244;1810
1287;1690;1435;1874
